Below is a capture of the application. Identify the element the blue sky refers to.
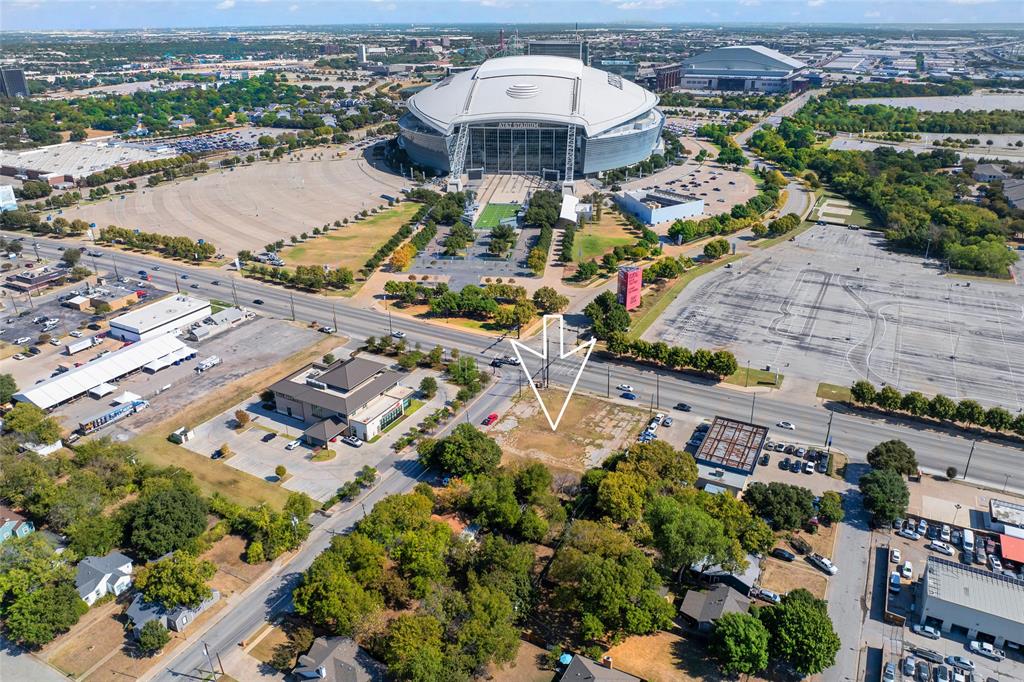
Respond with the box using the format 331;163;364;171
2;0;1022;30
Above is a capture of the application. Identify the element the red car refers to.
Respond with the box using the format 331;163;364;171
482;413;499;426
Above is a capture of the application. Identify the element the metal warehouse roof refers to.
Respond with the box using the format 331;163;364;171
13;335;192;410
407;55;659;138
109;295;209;335
684;45;806;76
924;557;1024;626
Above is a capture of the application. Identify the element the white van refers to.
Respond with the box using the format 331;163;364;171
962;529;975;552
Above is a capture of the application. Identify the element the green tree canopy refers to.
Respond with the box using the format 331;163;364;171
417;423;501;477
120;485;207;559
758;588;841;675
138;619;171;654
859;468;909;525
866;440;918;476
742;481;816;530
134;552;216;609
710;611;770;675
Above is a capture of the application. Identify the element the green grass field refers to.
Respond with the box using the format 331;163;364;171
574;213;636;262
475;203;520;229
283;202;420;271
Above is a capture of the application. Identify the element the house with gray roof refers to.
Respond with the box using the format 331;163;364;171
559;654;642;681
125;590;221;639
679;583;751;632
0;504;35;544
270;355;413;443
75;551;134;606
973;163;1010;183
292;636;384;682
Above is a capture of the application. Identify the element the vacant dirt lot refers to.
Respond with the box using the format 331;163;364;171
605;630;774;682
45;600;126;679
487;640;553;682
490;388;647;476
64;151;409;252
203;533;268;597
761;559;829;600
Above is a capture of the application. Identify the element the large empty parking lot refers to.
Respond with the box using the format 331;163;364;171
64;149;409;252
644;225;1024;410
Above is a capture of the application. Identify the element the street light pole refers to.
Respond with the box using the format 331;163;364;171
962;440;977;480
750;392;756;424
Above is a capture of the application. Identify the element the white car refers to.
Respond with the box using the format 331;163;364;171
14;336;31;345
890;548;901;563
968;641;1005;660
912;624;941;639
900;561;913;579
284;439;301;451
776;421;796;430
69;330;83;338
341;435;363;448
616;384;634;392
12;353;26;360
927;541;954;556
391;330;405;339
897;527;921;541
809;553;838;575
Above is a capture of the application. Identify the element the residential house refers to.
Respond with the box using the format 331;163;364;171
0;504;35;544
125;590;221;638
559;654;642;681
691;552;763;596
1002;178;1024;210
679;583;751;632
973;163;1010;183
292;636;385;681
75;551;134;606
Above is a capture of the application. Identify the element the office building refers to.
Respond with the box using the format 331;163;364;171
681;45;807;93
0;68;30;98
356;44;368;64
616;188;703;225
0;185;16;212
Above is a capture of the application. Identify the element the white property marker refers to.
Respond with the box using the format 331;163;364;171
508;315;596;432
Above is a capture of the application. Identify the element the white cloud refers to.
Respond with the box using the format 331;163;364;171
288;2;298;9
215;0;235;8
864;9;881;16
738;0;762;6
807;0;825;7
617;0;675;9
946;0;995;4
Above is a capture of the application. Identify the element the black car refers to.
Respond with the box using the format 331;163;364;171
771;548;796;562
916;661;930;682
760;453;770;466
261;433;276;443
674;402;691;412
253;299;264;305
790;459;802;472
779;457;791;470
784;444;796;454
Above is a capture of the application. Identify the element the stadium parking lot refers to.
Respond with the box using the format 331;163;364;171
644;224;1024;409
408;223;535;290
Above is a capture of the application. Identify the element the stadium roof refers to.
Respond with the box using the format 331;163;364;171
683;45;806;76
13;335;192;410
924;557;1024;625
406;55;659;138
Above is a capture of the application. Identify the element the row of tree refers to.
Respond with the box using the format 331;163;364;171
667;186;780;244
98;225;217;261
605;332;740;378
850;380;1024;437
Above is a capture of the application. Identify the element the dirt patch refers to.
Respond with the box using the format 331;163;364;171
202;534;267;597
791;522;839;559
487;640;554;682
44;601;125;678
606;630;753;682
491;388;647;475
249;624;290;667
760;559;828;600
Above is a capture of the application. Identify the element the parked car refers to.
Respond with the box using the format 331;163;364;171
945;657;974;672
284;439;301;450
780;457;791;470
803;461;814;474
916;518;928;535
902;657;917;678
341;435;363;448
319;326;335;334
760;453;770;466
771;548;796;562
901;561;914;579
662;417;673;427
987;555;1002;572
261;433;276;443
14;336;30;345
482;412;499;426
913;624;941;640
941;525;952;542
927;541;955;557
253;298;265;305
69;330;83;338
883;662;897;682
789;459;801;473
968;641;1005;661
935;665;949;682
916;661;931;682
817;459;829;473
774;443;786;452
750;586;781;605
889;572;902;593
809;553;838;575
891;548;902;563
617;384;634;392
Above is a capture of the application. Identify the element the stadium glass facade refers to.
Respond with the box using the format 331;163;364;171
465;124;571;176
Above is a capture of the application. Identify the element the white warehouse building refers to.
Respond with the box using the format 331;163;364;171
919;557;1024;648
107;295;211;342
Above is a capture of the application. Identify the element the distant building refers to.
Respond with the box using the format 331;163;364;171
292;636;385;681
682;45;807;93
679;583;751;632
527;40;589;65
592;58;638;81
655;64;682;91
973;163;1010;183
125;589;220;639
270;355;413;443
107;294;211;342
1001;178;1024;210
0;505;35;544
75;552;133;606
320;43;341;56
356;44;368;64
617;266;642;311
0;68;30;98
4;267;65;293
0;184;16;212
616;188;703;225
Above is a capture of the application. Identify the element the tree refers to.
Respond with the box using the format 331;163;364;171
67;515;122;557
866;440;918;476
0;373;18;404
383;614;446;681
234;409;250;428
138;620;171;654
955;399;985;426
323;352;336;365
293;553;384;636
3;402;62;445
647;496;735;577
710;612;770;675
532;286;568;314
900;391;929;417
121;486;207;559
875;385;902;411
946;466;958;480
275;465;287;479
758;589;841;675
742;482;816;530
418;376;437;399
61;249;82;267
703;237;730;260
984;406;1013;432
584;291;631;340
4;582;88;648
859;468;909;525
928;394;957;421
134;552;216;609
817;491;844;525
416;423;501;477
596;471;647;523
850;380;876;405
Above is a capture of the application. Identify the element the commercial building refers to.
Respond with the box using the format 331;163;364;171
681;46;807;93
270;355;414;443
0;68;30;98
90;289;138;312
616;188;703;225
973;163;1010;183
617;265;642;310
693;416;768;494
0;140;175;185
919;557;1024;647
0;184;16;212
107;294;211;342
527;40;589;65
399;56;664;185
356;44;368;64
13;334;196;410
593;58;639;82
4;267;65;293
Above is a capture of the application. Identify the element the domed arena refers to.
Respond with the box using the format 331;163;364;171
398;55;664;182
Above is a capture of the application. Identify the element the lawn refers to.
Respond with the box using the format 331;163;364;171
817;382;853;402
627;254;744;338
724;365;784;388
573;211;636;262
750;219;817;249
283;201;420;272
475;203;520;229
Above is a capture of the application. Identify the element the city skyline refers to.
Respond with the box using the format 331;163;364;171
3;0;1024;31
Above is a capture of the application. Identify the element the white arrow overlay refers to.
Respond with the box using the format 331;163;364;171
508;315;596;432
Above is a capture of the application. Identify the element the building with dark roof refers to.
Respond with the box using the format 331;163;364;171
0;68;30;98
693;416;768;494
679;583;751;632
292;636;384;682
559;654;641;682
125;589;220;639
270;355;413;443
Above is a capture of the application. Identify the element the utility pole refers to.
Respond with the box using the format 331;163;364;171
750;392;756;423
112;257;119;279
823;410;834;449
32;242;40;261
745;360;750;388
202;642;217;680
91;255;99;275
332;304;338;332
656;373;660;410
229;277;238;306
174;273;180;293
606;365;610;398
289;293;296;321
962;440;977;480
